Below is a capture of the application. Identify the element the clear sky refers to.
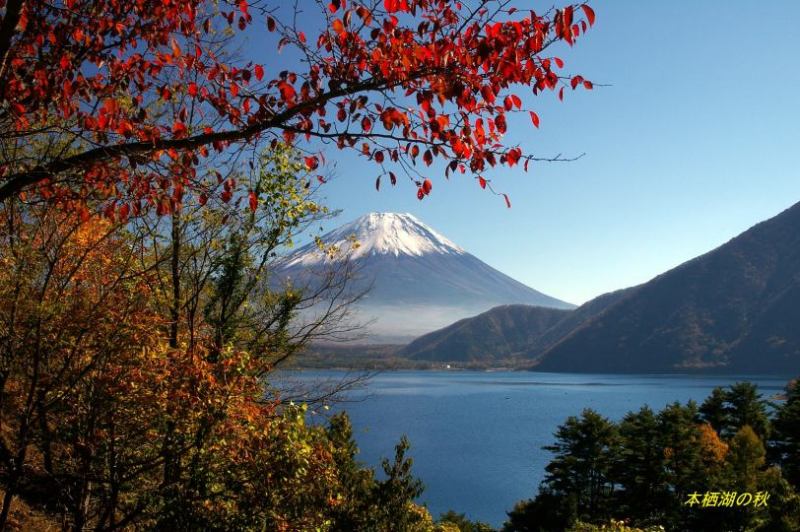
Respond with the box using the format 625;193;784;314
256;1;800;305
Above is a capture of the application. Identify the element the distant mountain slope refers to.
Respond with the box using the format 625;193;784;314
275;213;573;342
400;305;571;362
399;287;636;363
535;200;800;373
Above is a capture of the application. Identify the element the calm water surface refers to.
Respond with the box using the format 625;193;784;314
277;370;791;527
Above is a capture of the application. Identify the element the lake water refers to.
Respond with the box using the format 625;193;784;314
276;371;793;528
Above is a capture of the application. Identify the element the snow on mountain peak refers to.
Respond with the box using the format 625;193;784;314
283;212;464;266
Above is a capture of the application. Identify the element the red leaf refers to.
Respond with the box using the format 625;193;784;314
422;178;432;195
511;95;522;109
188;83;198;97
199;193;208;206
278;81;296;103
529;111;540;128
298;31;307;43
416;187;425;200
332;19;345;34
375;176;381;191
478;176;487;189
581;4;596;27
558;87;564;101
172;120;187;136
254;64;264;81
554;57;564;68
583;80;594;90
267;17;276;31
389;171;397;185
248;190;258;211
503;194;512;208
304;156;319;170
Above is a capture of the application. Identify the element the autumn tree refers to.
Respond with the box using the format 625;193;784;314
0;143;371;530
0;0;596;212
123;145;364;530
0;203;165;529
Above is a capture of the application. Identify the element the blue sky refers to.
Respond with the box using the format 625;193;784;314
257;1;800;305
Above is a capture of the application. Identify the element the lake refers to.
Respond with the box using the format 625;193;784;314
275;370;792;528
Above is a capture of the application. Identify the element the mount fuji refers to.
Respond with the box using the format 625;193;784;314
275;212;574;342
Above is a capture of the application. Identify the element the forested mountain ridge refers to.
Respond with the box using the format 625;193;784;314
400;305;571;362
403;201;800;374
535;200;800;373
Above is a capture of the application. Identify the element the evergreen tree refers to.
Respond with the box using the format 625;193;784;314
699;387;729;434
326;413;380;531
725;382;771;440
542;409;620;522
614;406;666;524
771;379;800;488
374;436;426;532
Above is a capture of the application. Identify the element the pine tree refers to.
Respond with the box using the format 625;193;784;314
543;409;620;521
772;379;800;488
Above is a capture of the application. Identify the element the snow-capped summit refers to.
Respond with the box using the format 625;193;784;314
276;212;574;342
283;212;464;267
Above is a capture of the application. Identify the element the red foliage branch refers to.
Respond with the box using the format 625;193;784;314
0;0;596;212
